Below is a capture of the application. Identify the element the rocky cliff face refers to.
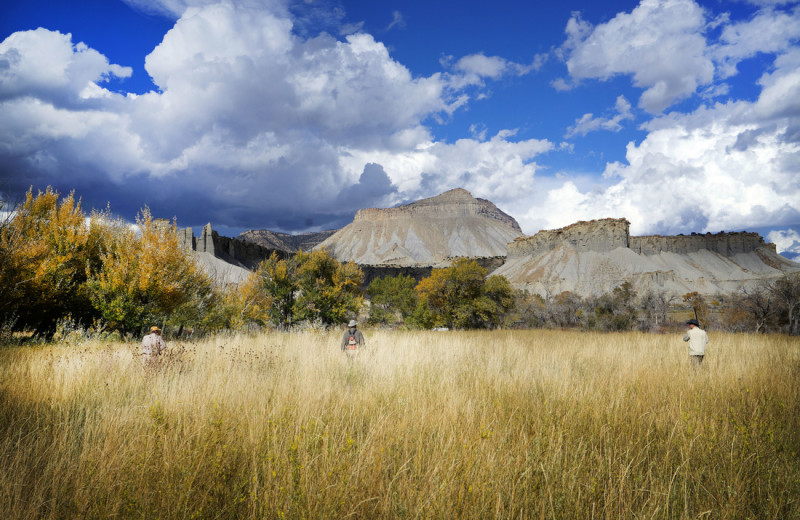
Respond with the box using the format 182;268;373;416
507;219;776;259
316;188;524;266
238;229;338;254
507;218;630;258
353;188;522;232
629;231;773;256
496;218;800;298
180;223;286;270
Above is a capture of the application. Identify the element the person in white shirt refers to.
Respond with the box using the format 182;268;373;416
141;326;166;367
683;319;708;368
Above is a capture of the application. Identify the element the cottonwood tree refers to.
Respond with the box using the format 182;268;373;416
682;291;712;329
503;289;548;328
86;208;213;335
638;289;675;331
256;252;298;329
412;259;514;329
366;274;418;325
293;249;364;325
587;282;638;331
199;271;272;332
0;187;103;335
549;291;584;328
255;249;364;328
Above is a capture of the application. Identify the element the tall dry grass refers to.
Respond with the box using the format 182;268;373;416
1;329;798;519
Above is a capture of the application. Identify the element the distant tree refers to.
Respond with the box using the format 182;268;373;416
412;259;514;329
86;208;213;335
503;289;548;328
480;274;516;327
682;291;711;329
638;289;675;331
366;274;418;326
588;282;638;331
731;283;777;333
293;249;364;325
549;291;584;328
256;252;299;329
256;249;364;327
772;273;800;335
201;271;273;332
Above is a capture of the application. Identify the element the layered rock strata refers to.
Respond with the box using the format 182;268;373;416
316;188;523;266
496;218;799;297
180;223;286;270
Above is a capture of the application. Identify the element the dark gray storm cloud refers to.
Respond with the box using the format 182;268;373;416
334;163;398;210
2;0;800;250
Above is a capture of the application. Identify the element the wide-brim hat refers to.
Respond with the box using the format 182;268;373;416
686;319;699;326
150;326;162;333
348;320;357;327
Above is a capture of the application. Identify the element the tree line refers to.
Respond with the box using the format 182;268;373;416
0;188;511;339
2;188;798;342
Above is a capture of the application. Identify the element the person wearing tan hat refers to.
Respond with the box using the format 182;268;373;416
141;325;166;366
340;320;365;355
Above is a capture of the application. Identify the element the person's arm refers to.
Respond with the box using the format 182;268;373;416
683;332;690;342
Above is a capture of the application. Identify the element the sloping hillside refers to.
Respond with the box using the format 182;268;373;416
238;229;338;254
315;188;523;265
494;218;800;297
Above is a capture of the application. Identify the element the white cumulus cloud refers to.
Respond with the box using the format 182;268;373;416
0;28;131;106
565;95;634;137
562;0;713;113
767;228;800;258
0;1;551;232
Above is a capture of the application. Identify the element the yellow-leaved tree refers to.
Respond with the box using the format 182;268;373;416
0;187;103;335
411;258;514;329
200;270;273;332
293;248;364;325
86;208;213;335
253;249;363;328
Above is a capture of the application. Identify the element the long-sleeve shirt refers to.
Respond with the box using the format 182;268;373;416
141;333;166;357
341;328;365;351
683;327;708;356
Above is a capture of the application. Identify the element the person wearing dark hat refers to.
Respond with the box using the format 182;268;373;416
683;318;708;367
141;325;166;367
340;320;365;355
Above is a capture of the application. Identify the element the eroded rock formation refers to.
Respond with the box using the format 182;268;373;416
496;218;799;298
316;188;523;266
507;218;631;257
238;229;337;254
179;223;286;270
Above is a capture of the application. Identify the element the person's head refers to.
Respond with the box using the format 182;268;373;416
348;320;357;329
686;319;699;328
150;326;161;335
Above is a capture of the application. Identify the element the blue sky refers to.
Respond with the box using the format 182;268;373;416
1;0;799;258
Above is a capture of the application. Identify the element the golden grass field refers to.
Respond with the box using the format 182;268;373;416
1;329;798;519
